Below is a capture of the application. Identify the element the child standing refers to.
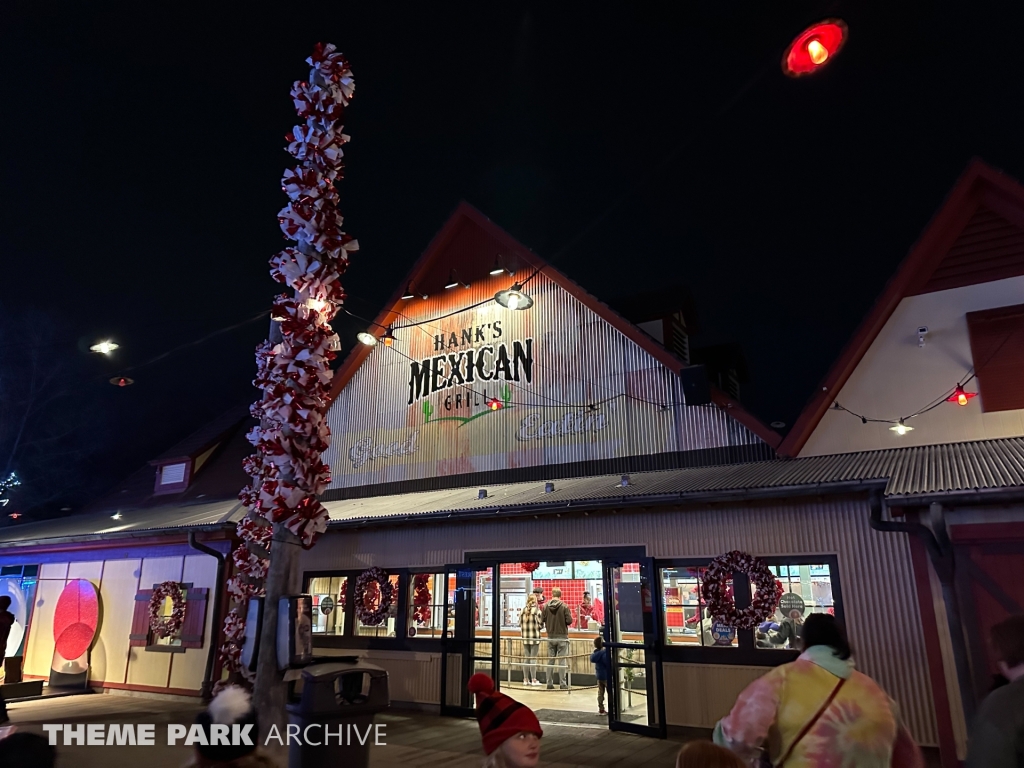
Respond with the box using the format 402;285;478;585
590;636;610;715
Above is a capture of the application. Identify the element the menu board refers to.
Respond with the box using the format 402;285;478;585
530;561;603;580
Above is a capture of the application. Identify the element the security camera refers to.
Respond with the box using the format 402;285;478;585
918;326;929;348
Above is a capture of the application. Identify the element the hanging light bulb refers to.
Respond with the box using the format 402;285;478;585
806;39;828;64
90;340;119;354
401;284;416;300
945;385;977;407
109;376;134;387
382;328;396;347
889;419;913;435
494;284;534;310
356;332;378;347
782;20;848;77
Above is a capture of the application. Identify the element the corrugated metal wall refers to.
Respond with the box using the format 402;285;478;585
301;495;938;746
324;272;765;491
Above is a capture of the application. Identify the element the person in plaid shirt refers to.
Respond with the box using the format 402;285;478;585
519;592;543;686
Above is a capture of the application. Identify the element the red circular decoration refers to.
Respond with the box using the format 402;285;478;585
53;579;99;660
783;20;848;77
520;562;540;573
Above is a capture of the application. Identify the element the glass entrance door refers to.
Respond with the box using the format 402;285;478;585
602;559;666;737
440;563;498;717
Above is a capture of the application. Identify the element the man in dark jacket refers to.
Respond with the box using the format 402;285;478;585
543;588;573;689
966;614;1024;768
0;596;13;724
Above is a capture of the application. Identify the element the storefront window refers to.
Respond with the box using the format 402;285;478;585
408;572;448;639
756;563;836;651
357;574;400;638
309;576;347;635
0;565;39;659
659;566;737;648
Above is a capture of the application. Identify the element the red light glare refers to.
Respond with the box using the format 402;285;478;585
109;376;135;387
486;398;503;411
783;20;848;77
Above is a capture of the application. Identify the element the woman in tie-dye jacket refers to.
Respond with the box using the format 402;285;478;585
713;614;923;767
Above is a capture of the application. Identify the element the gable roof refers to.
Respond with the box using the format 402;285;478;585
329;201;779;448
779;159;1024;457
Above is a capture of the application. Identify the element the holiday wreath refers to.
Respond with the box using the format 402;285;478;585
355;567;394;626
149;581;186;639
700;550;783;630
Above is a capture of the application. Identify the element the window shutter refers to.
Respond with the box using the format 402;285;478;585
967;303;1024;412
180;587;209;649
129;590;154;647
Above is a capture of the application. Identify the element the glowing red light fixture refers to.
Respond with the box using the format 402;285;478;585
486;398;503;411
109;376;134;387
8;512;21;520
946;385;977;407
782;20;848;77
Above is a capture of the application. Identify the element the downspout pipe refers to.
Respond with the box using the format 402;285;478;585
189;530;226;701
868;490;976;724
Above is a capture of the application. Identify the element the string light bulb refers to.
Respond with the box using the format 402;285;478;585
90;340;119;355
946;385;977;407
889;419;913;436
382;328;395;347
783;20;848;77
356;332;378;347
109;376;134;387
494;284;534;310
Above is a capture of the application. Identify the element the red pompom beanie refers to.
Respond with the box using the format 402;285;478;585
468;673;543;755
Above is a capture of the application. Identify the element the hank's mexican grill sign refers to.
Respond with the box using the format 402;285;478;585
331;284;675;486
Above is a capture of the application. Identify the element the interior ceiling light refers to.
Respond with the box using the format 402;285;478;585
494;284;534;311
401;284;416;300
109;376;134;387
946;385;977;407
445;269;469;289
889;419;913;436
356;332;378;347
90;340;119;354
782;19;848;77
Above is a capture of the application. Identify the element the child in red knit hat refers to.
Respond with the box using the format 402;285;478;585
468;673;543;768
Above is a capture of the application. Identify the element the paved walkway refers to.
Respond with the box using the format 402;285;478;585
4;693;687;767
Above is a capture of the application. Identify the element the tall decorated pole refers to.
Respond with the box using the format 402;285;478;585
218;43;356;735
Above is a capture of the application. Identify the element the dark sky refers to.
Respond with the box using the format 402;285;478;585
2;1;1023;508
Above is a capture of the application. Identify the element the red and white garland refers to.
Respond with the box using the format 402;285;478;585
150;581;186;639
218;43;356;678
700;550;783;630
354;567;394;626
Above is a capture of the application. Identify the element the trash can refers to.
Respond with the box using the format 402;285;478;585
286;660;389;768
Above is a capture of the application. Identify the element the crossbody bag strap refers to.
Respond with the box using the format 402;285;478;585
776;676;847;767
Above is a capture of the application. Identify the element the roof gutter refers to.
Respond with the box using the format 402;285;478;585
0;523;234;551
326;478;889;530
188;531;227;702
886;486;1024;507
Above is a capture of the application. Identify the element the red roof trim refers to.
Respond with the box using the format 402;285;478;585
328;202;780;449
779;159;1024;457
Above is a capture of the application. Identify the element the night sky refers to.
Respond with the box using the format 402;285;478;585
2;1;1023;514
